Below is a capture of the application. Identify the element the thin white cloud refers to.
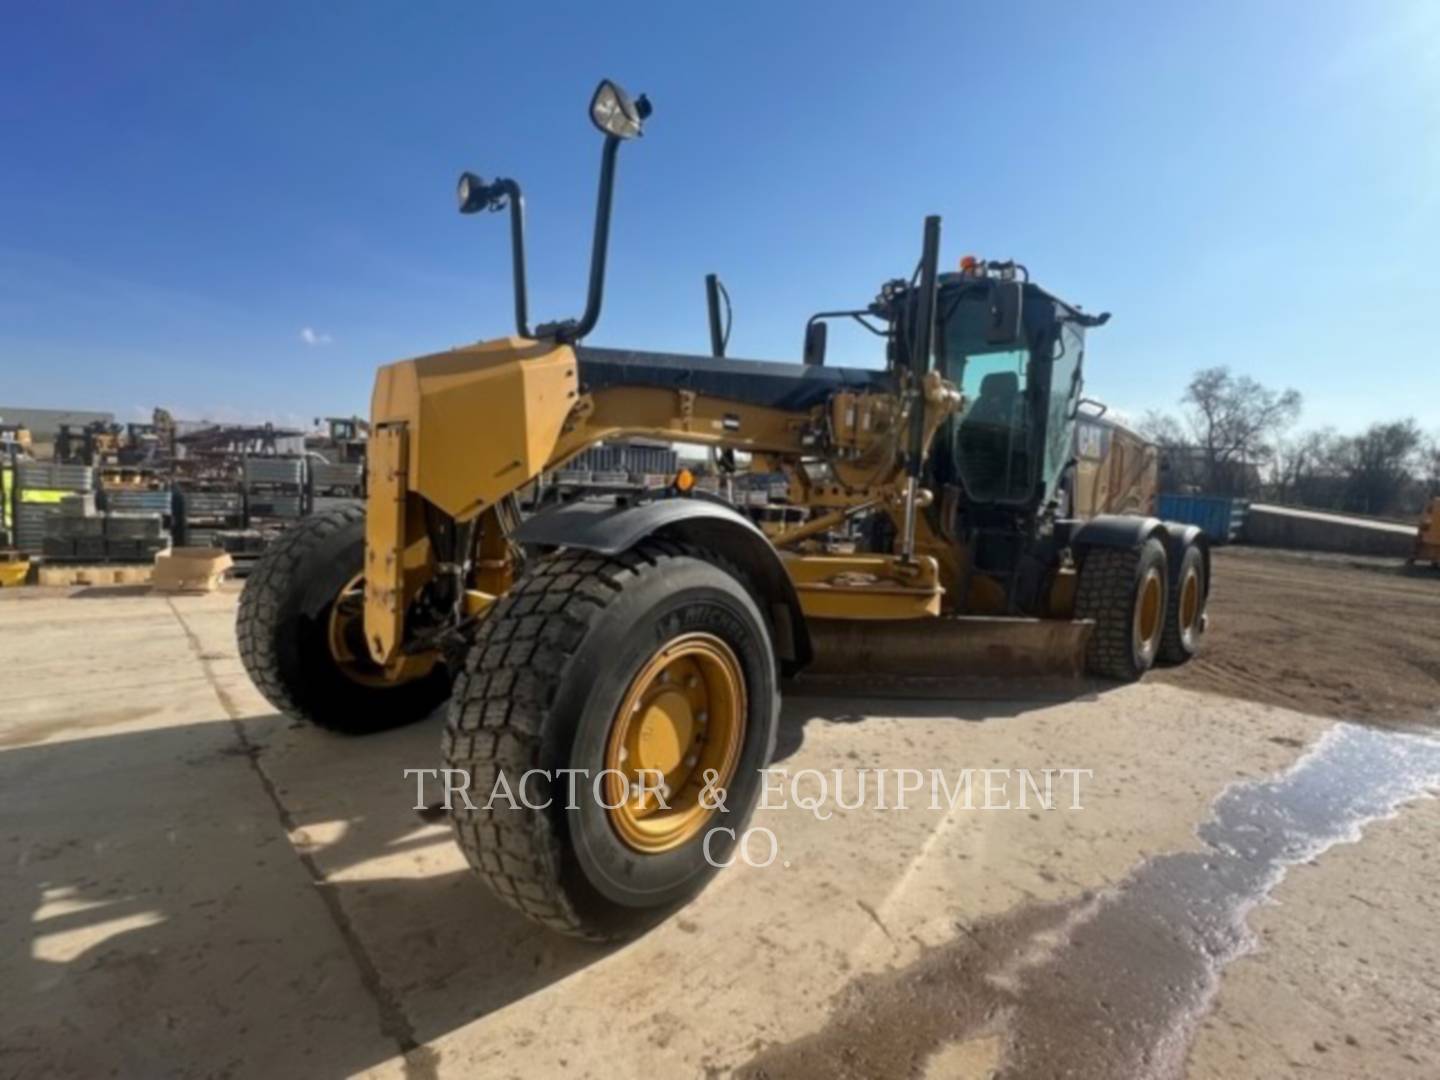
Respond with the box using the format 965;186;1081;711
300;326;333;347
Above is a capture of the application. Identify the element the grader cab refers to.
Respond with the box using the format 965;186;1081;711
237;79;1210;939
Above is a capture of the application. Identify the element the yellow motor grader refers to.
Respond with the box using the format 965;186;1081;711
237;80;1209;939
1414;497;1440;566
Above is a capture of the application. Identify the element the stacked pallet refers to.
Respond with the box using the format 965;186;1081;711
12;462;95;554
41;493;170;562
310;460;363;497
311;457;365;517
243;457;305;519
176;489;244;546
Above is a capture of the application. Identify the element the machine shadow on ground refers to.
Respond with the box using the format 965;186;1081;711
3;677;1116;1077
775;675;1115;764
2;710;609;1077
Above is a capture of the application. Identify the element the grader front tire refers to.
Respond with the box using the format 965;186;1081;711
444;542;778;941
235;506;451;733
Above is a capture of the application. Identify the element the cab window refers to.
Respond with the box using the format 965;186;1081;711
1043;324;1084;487
953;347;1031;502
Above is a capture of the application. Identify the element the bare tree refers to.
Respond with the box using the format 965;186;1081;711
1272;427;1338;504
1335;419;1424;516
1137;409;1186;449
1138;409;1206;492
1181;367;1301;495
1423;432;1440;496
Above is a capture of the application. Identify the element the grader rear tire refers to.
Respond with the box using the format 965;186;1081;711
1076;538;1168;681
1158;542;1207;665
444;541;778;941
236;506;452;733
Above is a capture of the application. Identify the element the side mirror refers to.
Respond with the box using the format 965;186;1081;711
803;321;828;366
986;281;1023;344
590;80;651;140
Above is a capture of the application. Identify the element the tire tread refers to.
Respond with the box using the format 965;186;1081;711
445;541;704;940
1076;545;1152;681
236;505;365;725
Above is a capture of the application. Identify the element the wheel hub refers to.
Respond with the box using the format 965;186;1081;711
630;690;695;776
1179;567;1201;642
327;572;434;686
604;632;746;854
1134;567;1163;659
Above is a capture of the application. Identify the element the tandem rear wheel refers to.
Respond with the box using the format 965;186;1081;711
1159;542;1208;664
1076;538;1168;681
1076;535;1207;680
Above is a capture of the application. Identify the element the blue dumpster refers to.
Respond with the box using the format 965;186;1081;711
1157;494;1246;544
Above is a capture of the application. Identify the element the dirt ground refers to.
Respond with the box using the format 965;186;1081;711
1152;547;1440;727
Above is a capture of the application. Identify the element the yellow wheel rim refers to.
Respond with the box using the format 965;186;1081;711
1134;567;1164;658
603;632;746;854
1178;565;1201;644
327;572;434;686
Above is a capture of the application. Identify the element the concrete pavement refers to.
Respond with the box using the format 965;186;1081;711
2;584;1437;1078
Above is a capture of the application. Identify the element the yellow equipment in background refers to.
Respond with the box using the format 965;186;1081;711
1414;497;1440;566
0;423;33;455
0;553;31;587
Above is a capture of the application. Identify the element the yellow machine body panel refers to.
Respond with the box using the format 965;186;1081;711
370;336;580;521
555;388;806;460
1072;414;1158;518
365;336;578;661
782;553;943;620
362;335;848;661
364;425;409;662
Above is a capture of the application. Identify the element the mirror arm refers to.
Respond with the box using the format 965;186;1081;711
543;134;622;343
806;310;889;338
493;179;533;339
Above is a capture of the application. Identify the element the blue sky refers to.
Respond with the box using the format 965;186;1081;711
3;1;1437;434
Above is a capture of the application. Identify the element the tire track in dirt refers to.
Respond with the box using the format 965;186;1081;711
1150;549;1440;727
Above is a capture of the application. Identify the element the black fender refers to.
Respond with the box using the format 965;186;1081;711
1159;520;1211;597
1065;514;1210;596
1065;513;1166;552
513;498;812;671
